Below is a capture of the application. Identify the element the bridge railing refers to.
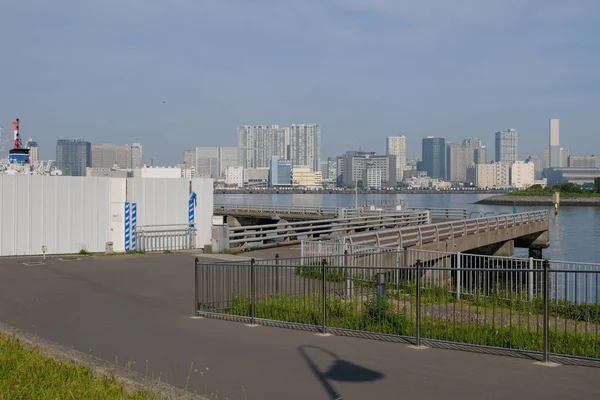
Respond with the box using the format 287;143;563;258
345;210;549;248
227;211;431;248
195;248;600;366
135;224;196;252
214;203;341;216
407;207;467;220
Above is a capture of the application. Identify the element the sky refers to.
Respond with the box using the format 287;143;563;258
0;0;599;164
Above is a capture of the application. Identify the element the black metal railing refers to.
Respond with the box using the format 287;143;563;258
194;249;600;366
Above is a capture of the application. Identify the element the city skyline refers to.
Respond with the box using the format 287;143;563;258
1;2;599;164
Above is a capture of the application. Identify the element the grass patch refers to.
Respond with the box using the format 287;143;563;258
78;248;92;256
0;335;158;399
126;250;146;255
218;293;600;359
163;250;172;254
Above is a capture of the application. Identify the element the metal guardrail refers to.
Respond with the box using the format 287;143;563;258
227;211;431;248
344;210;549;248
214;203;341;216
214;203;468;220
194;249;600;365
135;224;196;252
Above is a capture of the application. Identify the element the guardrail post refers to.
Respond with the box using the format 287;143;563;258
194;257;199;316
321;258;328;335
251;258;256;325
376;272;386;298
543;259;550;363
455;253;461;300
275;253;280;295
528;257;534;302
416;259;422;347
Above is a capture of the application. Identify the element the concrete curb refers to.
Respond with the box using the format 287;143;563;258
0;321;209;400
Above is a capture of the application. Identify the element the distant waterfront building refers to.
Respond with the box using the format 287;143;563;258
133;166;181;179
466;162;510;188
268;156;292;187
422;137;446;180
545;167;600;186
446;139;481;183
25;137;39;165
244;168;269;188
568;155;598;168
560;148;569;168
292;167;322;188
511;161;535;189
542;149;550;169
225;166;244;187
386;136;407;181
525;155;541;179
56;139;91;176
237;125;289;169
474;146;487;165
91;143;143;169
192;146;238;179
183;150;195;168
341;151;397;188
289;124;321;172
549;118;560;168
494;129;517;165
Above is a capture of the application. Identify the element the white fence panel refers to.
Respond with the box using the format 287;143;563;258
192;178;213;249
0;176;120;256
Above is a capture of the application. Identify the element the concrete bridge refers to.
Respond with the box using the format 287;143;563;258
342;210;549;258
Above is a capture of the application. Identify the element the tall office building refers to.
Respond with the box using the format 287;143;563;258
25;137;39;165
268;155;292;187
569;155;598;168
131;143;143;169
549;118;560;168
542;149;550;169
341;152;396;189
422;137;446;180
447;138;482;182
386;136;407;182
183;150;195;167
195;147;219;178
474;146;487;165
289;124;321;171
237;125;290;169
526;155;541;179
56;139;91;176
494;129;517;164
560;148;569;168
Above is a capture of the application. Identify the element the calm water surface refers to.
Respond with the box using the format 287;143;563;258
214;193;600;264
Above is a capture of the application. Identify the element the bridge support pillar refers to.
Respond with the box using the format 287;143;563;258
529;248;543;259
494;240;514;257
468;240;514;257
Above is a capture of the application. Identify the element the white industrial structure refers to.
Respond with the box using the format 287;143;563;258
0;175;213;256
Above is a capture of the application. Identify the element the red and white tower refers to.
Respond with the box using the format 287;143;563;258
12;118;20;149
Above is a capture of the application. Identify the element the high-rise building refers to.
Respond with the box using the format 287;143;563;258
56;139;91;176
526;155;541;179
549;118;560;168
446;139;481;183
289;124;321;171
542;149;550;169
195;147;219;178
494;129;517;164
386;136;407;182
560;148;569;168
131;143;143;169
25;137;39;165
218;147;238;178
183;150;195;167
474;146;487;164
466;162;510;188
511;161;535;189
422;137;446;180
237;125;290;169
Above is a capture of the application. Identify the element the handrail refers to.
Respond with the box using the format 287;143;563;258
214;203;340;215
344;210;549;248
227;211;431;247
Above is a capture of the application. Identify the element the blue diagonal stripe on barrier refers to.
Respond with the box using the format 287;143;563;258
125;202;131;252
131;203;137;251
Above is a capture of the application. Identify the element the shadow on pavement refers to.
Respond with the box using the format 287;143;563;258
298;345;385;399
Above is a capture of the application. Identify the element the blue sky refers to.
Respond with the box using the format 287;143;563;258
0;0;599;164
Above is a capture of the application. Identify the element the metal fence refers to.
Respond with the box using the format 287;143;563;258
195;249;600;366
135;224;196;252
214;203;341;216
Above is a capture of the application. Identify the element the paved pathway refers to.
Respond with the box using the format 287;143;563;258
1;253;599;399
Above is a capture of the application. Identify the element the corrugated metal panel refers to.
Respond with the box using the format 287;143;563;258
0;176;118;256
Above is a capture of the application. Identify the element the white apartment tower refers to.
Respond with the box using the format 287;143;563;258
386;136;407;181
289;124;321;171
549;118;560;168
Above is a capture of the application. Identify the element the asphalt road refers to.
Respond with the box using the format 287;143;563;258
1;253;599;400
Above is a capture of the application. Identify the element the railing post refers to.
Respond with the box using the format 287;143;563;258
528;257;534;302
416;259;422;347
543;259;550;363
456;253;461;300
275;253;280;295
251;258;256;325
321;258;327;335
194;257;199;316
